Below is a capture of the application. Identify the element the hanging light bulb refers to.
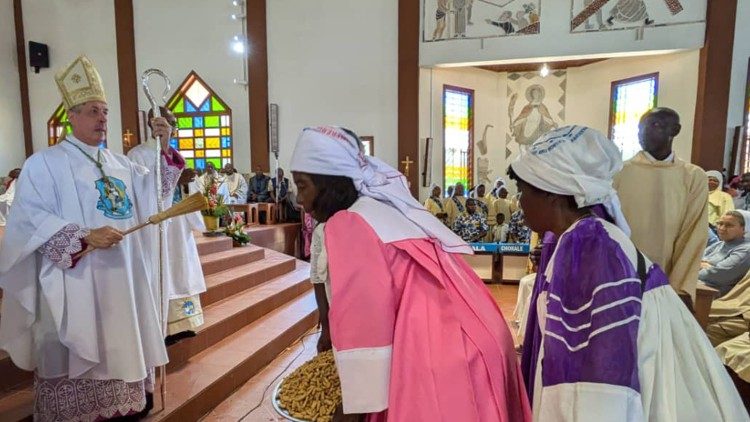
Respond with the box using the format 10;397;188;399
540;63;550;78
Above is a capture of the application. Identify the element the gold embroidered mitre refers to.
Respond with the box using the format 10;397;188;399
54;55;106;110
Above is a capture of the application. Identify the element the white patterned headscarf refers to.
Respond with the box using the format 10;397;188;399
290;126;472;254
706;170;724;192
510;125;631;235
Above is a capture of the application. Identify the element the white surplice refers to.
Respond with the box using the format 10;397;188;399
0;135;168;382
224;172;248;204
127;142;207;301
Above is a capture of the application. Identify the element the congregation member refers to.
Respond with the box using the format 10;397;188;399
290;125;531;421
490;177;506;198
0;168;20;226
269;168;294;222
247;165;271;203
708;170;735;226
707;265;750;347
196;162;229;200
511;125;747;421
0;55;174;420
614;107;707;300
423;183;448;225
494;186;516;222
473;183;497;241
699;210;750;296
444;182;467;226
735;172;750;210
222;163;248;204
716;332;750;411
128;107;206;345
453;198;489;242
507;209;531;243
492;212;509;242
444;184;454;200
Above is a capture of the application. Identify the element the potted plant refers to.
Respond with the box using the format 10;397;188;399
226;213;250;246
201;180;229;231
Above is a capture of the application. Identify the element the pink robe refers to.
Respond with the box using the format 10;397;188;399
324;197;530;421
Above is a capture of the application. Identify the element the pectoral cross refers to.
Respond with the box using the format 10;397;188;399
401;156;414;177
123;130;134;147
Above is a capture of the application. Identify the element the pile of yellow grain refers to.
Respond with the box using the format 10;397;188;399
277;350;342;422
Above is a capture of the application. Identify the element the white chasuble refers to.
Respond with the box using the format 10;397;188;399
0;135;168;382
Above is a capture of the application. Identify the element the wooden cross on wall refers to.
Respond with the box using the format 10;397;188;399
401;156;414;177
122;129;134;148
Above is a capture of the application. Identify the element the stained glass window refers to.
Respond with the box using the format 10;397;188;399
741;60;750;174
609;73;659;160
166;71;233;170
47;103;71;146
443;85;474;190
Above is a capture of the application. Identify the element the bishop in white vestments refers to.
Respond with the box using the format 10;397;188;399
0;55;179;421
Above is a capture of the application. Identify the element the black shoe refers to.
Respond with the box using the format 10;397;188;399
606;16;614;25
645;18;654;25
164;330;197;346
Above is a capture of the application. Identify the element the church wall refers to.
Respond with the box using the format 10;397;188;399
0;0;27;175
418;50;700;202
21;0;122;154
566;50;700;163
132;0;251;172
726;0;750;170
419;0;706;67
266;0;399;173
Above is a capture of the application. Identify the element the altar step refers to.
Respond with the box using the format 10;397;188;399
0;233;316;421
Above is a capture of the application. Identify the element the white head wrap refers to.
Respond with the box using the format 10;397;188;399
733;210;750;238
290;126;472;254
510;125;631;235
706;170;723;191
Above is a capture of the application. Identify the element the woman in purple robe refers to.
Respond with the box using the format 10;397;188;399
511;126;747;421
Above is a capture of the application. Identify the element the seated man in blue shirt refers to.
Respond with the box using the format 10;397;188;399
247;165;271;203
700;210;750;296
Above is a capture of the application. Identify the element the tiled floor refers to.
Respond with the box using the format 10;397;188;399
203;282;521;422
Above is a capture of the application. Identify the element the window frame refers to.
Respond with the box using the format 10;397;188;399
442;84;475;191
165;70;233;170
608;72;659;158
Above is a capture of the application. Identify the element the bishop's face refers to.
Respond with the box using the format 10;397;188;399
69;101;108;146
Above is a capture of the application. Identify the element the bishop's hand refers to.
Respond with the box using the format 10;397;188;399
85;226;124;249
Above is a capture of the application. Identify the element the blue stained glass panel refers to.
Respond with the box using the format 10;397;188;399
169;139;178;149
193;117;204;128
199;99;210;112
221;137;230;148
185;100;197;112
196;158;205;169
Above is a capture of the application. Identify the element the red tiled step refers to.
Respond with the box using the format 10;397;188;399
0;388;33;422
168;265;312;368
194;235;233;256
145;291;318;421
200;246;264;276
200;252;297;307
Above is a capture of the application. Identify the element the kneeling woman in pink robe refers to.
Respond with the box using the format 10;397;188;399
289;126;531;422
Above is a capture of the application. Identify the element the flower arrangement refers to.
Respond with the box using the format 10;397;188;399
201;179;229;218
225;213;250;246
